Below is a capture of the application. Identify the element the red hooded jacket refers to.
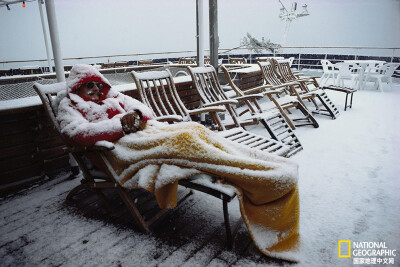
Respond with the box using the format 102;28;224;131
57;64;153;148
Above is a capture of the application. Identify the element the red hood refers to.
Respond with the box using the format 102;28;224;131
66;64;112;103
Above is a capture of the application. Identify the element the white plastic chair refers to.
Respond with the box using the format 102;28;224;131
320;60;338;86
288;57;295;67
335;62;361;89
367;63;400;92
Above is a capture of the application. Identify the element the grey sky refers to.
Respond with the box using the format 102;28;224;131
1;0;399;63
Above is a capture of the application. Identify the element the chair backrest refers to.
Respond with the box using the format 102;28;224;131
229;57;247;64
0;69;13;77
204;58;211;64
19;66;43;75
33;81;115;182
33;82;68;140
137;60;153;66
64;65;73;71
178;58;196;64
115;61;129;68
257;61;283;87
383;63;400;78
220;64;267;115
320;60;333;72
288;57;295;67
131;69;191;122
336;62;359;78
274;60;297;83
102;62;116;69
187;66;230;104
256;57;268;62
219;65;247;97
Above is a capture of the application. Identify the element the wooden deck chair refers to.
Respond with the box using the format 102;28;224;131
178;58;196;65
115;61;129;68
130;69;292;247
229;57;247;64
221;63;319;132
137;60;153;66
222;64;318;132
33;82;241;247
131;69;291;156
33;82;184;234
187;65;303;155
101;62;115;69
272;59;340;119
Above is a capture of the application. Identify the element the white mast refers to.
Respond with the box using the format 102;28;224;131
278;0;309;46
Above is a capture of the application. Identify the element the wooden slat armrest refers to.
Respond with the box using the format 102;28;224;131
92;141;115;151
281;81;302;87
203;99;238;107
157;117;183;123
243;84;272;95
188;106;226;115
264;90;281;97
64;143;115;154
223;64;247;69
234;93;264;102
268;84;293;93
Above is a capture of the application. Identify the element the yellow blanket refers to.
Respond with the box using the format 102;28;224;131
106;121;300;261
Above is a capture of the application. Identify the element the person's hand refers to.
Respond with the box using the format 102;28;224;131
120;111;146;134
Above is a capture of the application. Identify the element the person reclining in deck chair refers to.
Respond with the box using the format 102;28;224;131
57;64;301;262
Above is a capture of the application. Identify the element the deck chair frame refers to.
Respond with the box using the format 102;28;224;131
272;59;340;118
33;82;237;245
187;65;303;156
131;69;294;247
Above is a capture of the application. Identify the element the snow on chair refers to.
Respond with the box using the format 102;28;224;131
188;65;303;156
366;63;400;92
271;59;340;118
33;80;266;249
33;82;181;234
321;61;358;110
130;69;292;247
229;57;247;64
320;60;338;86
254;61;321;129
131;69;291;157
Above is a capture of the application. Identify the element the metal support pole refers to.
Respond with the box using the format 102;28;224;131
38;0;52;73
209;0;218;70
196;0;205;123
196;0;205;67
45;0;65;82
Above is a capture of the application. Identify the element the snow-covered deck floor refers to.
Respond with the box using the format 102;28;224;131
1;80;399;266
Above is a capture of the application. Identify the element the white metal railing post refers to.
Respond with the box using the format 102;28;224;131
391;49;394;62
38;0;52;73
197;0;205;67
45;0;64;82
297;49;301;70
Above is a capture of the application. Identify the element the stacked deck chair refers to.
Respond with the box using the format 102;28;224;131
130;69;295;249
186;65;303;156
271;58;341;118
33;81;261;248
221;64;319;132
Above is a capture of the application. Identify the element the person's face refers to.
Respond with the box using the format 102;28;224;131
77;81;104;103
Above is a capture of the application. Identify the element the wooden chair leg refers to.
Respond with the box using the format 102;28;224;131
223;199;233;249
117;186;150;233
222;198;243;250
66;183;89;201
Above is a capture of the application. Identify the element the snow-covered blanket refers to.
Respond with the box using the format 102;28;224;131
105;121;300;261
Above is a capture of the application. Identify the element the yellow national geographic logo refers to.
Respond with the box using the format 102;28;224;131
339;240;351;258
